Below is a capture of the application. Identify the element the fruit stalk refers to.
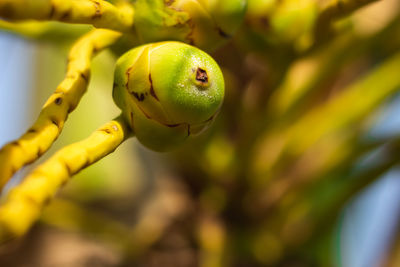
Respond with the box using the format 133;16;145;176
0;115;132;242
0;0;134;32
0;29;121;189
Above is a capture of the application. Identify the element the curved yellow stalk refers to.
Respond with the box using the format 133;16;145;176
0;116;132;242
0;28;122;189
0;0;134;32
0;20;91;42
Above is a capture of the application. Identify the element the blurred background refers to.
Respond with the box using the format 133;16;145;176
1;0;400;266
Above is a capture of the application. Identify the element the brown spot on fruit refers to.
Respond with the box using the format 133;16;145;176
50;117;60;128
196;68;208;84
91;1;102;19
80;72;89;82
10;141;19;146
55;97;63;105
100;128;112;134
131;91;145;102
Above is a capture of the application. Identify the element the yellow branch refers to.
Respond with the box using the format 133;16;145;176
0;28;122;190
0;0;134;32
0;116;132;242
0;20;91;43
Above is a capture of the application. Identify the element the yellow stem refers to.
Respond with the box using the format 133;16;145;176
0;20;91;42
0;116;132;242
0;28;122;190
0;0;134;32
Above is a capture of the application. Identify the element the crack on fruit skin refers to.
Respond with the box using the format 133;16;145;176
135;103;187;129
149;73;160;101
137;105;152;119
165;123;180;127
125;66;145;101
204;114;215;123
125;66;132;89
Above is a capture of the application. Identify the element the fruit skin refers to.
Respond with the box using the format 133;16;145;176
132;0;247;52
113;41;225;151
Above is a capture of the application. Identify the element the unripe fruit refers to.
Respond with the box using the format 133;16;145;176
113;41;224;151
132;0;247;52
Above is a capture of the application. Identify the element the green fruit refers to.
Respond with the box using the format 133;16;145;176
113;41;225;151
132;0;247;52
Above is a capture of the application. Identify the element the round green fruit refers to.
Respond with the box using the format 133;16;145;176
132;0;247;52
113;41;225;151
